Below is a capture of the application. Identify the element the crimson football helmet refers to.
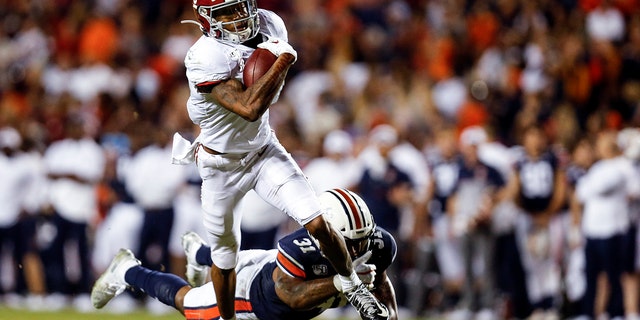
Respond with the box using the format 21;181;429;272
185;0;259;43
319;188;376;257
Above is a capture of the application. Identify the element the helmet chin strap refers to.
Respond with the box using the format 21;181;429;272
181;19;207;35
180;19;203;27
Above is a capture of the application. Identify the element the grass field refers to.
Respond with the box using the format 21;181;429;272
0;307;181;320
0;306;435;320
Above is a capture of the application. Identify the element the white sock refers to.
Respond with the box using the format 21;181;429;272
339;272;362;292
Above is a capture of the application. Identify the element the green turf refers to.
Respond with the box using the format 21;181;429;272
0;306;436;319
0;307;182;320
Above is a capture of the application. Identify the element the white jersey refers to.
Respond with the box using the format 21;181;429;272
44;138;106;223
0;152;30;227
577;156;640;238
184;9;287;154
124;144;186;209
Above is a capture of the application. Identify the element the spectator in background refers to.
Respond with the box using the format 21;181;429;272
303;129;360;193
356;124;413;240
448;126;506;320
507;125;566;317
424;126;465;318
618;127;640;320
576;130;640;319
41;114;106;311
124;123;186;274
0;128;39;304
12;129;48;308
0;127;27;295
355;124;413;308
124;122;187;313
563;138;595;318
510;125;566;236
168;163;208;279
91;112;149;313
389;124;432;318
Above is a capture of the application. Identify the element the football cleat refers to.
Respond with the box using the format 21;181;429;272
182;231;209;287
91;248;140;309
345;282;390;320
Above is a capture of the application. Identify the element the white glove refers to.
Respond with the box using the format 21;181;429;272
257;37;297;62
333;251;376;292
353;251;376;287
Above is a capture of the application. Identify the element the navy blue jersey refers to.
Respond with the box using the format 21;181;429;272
515;151;559;213
428;156;461;219
249;227;397;320
358;163;412;233
456;159;505;190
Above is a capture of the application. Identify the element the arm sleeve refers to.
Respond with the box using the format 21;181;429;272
576;163;623;201
184;42;235;87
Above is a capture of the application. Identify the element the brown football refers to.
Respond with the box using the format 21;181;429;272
243;48;277;87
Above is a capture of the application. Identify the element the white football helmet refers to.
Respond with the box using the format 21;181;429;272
186;0;259;43
319;188;376;257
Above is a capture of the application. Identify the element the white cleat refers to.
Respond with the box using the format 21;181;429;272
182;231;209;287
91;248;140;309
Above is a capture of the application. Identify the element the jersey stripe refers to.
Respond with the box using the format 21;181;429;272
184;298;252;320
196;80;222;87
276;247;306;279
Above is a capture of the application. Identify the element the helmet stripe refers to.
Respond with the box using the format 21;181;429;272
332;189;363;229
326;190;355;231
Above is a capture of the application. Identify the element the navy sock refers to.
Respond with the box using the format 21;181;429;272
124;266;188;308
196;245;213;266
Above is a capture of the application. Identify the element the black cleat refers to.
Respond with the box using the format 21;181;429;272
345;283;390;320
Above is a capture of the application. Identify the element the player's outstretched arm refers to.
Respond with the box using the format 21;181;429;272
202;53;295;122
273;266;340;310
371;271;398;320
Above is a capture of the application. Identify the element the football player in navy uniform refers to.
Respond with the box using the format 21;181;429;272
422;127;465;314
90;188;397;320
508;125;567;316
511;125;566;230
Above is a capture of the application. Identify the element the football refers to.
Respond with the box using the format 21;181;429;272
243;48;277;87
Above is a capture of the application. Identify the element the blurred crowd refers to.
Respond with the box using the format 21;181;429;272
1;0;640;319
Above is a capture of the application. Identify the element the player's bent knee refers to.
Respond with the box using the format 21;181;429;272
210;250;238;270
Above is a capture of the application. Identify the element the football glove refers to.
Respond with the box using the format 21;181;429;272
353;251;377;287
257;37;297;62
333;251;376;291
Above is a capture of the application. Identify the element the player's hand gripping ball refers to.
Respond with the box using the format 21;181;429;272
243;48;277;87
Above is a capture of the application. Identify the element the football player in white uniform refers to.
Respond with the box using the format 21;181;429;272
91;189;397;320
170;1;388;319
